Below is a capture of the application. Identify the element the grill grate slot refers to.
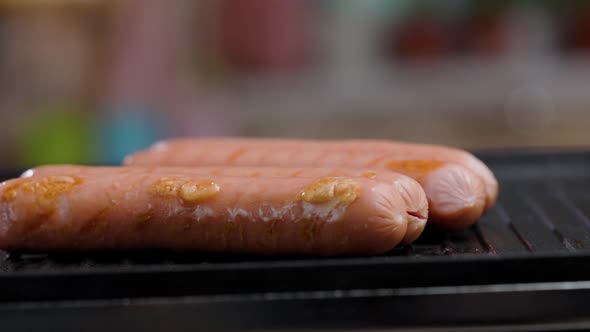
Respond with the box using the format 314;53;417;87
443;228;487;255
551;181;590;229
497;186;570;253
475;205;529;254
528;182;590;249
518;186;577;251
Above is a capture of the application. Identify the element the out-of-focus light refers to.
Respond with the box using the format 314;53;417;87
0;0;101;7
503;85;555;136
17;105;92;166
96;105;164;165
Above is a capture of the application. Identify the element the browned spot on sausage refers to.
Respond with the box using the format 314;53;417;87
81;206;111;233
367;156;386;167
150;177;182;196
135;207;154;230
1;180;24;202
225;148;247;163
300;177;360;206
39;176;83;198
18;195;63;234
151;177;220;204
210;169;222;175
3;177;83;216
182;217;193;231
386;160;445;174
19;213;48;234
179;181;220;204
303;218;323;243
360;171;378;179
248;171;261;177
267;219;279;235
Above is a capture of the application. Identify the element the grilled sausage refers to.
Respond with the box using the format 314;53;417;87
23;165;429;244
125;138;490;229
127;138;496;208
0;171;411;255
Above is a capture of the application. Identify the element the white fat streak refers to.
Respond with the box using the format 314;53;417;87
166;204;185;217
327;206;347;223
257;203;299;223
271;206;289;221
286;204;297;222
301;201;346;223
257;207;270;222
206;199;350;225
257;201;347;224
55;197;71;224
193;205;215;222
257;206;279;223
226;207;249;222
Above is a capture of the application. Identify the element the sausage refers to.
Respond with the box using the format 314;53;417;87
391;161;486;230
125;138;497;209
23;165;428;244
0;172;410;255
24;165;429;244
124;139;488;229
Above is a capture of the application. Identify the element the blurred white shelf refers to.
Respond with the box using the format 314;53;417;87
220;56;590;115
210;56;590;148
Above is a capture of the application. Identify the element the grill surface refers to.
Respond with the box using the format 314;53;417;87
1;150;589;331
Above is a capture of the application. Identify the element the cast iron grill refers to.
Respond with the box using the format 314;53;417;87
0;150;589;331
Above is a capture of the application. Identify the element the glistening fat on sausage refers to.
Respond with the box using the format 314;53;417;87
0;172;412;255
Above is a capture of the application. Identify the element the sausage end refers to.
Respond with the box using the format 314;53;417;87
423;164;486;230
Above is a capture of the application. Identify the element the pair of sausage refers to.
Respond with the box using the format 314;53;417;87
0;166;427;255
0;138;497;255
125;138;498;230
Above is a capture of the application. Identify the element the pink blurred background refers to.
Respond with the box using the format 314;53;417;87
0;0;589;167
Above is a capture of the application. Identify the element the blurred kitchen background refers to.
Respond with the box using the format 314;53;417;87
0;0;589;167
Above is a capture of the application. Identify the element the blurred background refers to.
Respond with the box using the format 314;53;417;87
0;0;589;167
